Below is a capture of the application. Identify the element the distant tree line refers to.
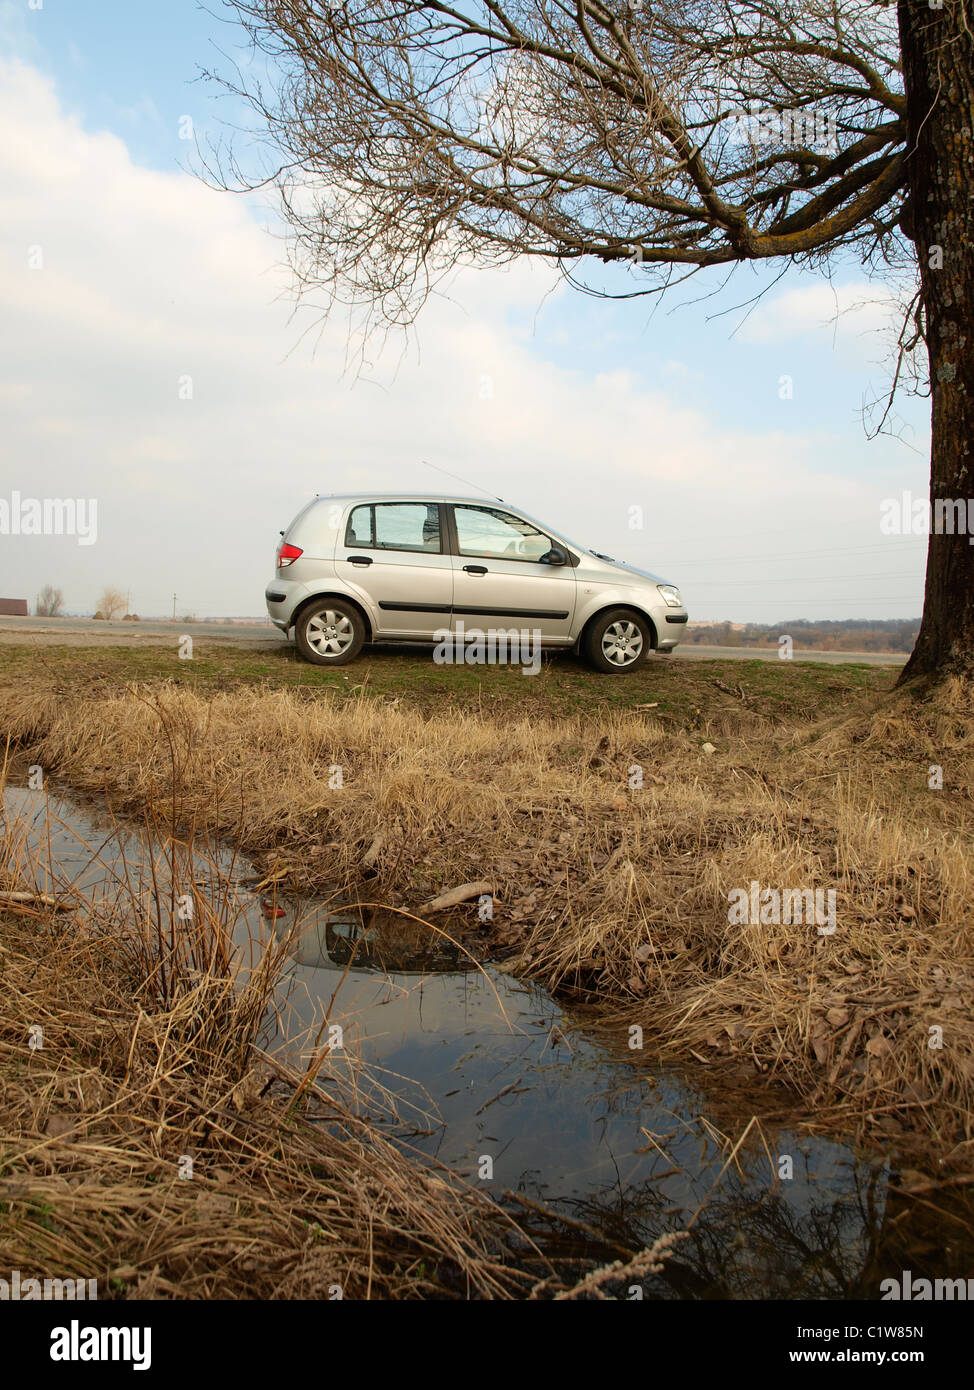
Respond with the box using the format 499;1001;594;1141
34;584;141;621
685;619;920;654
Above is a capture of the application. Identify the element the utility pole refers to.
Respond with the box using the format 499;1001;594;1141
172;593;177;620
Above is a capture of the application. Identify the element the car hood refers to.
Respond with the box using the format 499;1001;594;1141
579;550;673;587
513;506;676;589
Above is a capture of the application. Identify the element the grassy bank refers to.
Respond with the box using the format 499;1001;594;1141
0;797;532;1298
1;643;971;1176
0;638;892;724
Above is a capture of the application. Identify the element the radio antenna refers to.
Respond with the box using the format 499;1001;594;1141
421;459;504;504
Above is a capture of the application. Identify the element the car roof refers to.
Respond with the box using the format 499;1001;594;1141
310;493;513;506
299;493;584;553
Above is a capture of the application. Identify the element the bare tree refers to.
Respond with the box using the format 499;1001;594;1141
215;0;973;682
36;585;65;617
96;587;126;621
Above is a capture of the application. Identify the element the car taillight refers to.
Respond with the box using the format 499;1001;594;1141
277;543;303;569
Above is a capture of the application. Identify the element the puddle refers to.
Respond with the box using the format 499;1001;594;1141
3;782;970;1298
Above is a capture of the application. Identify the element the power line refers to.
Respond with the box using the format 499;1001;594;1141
641;539;927;568
689;599;920;608
616;517;928;549
686;570;923;587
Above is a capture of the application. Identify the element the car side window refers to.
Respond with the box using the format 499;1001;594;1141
346;505;374;547
453;506;552;562
345;503;442;553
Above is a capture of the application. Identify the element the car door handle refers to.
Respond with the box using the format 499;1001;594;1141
348;555;373;566
462;564;487;575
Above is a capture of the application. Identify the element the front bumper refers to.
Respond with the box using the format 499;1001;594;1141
656;609;688;651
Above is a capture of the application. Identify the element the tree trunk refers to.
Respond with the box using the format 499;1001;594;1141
897;1;974;684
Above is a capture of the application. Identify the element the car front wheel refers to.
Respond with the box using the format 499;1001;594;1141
584;608;651;674
295;600;366;666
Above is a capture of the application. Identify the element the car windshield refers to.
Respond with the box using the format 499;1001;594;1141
496;505;613;565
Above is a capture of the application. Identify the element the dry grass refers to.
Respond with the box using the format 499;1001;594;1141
0;774;531;1299
1;670;972;1172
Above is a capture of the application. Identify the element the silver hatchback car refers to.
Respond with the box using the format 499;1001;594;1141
265;494;688;673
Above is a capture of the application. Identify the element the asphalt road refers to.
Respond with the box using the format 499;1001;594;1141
0;617;907;666
0;616;284;648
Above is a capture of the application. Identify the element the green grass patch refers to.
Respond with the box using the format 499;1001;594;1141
0;641;897;728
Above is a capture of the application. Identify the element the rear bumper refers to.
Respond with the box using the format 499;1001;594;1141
265;584;294;631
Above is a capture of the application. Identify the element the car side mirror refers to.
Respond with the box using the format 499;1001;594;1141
542;546;567;566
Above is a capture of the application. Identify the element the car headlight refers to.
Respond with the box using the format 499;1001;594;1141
657;584;683;608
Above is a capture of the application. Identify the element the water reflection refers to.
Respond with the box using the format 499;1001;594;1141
3;783;969;1298
256;896;899;1297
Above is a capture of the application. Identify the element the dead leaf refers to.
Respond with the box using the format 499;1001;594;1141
724;1022;750;1041
232;1075;264;1111
809;1024;831;1065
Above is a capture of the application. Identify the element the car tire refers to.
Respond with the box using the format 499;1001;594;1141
295;599;366;666
584;608;652;674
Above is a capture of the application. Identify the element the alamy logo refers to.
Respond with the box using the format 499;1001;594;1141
727;881;837;935
0;1269;97;1300
50;1320;151;1371
433;620;542;676
881;1270;974;1300
880;491;974;542
0;491;98;545
728;103;837;153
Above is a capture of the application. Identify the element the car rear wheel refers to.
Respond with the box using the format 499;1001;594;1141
295;600;366;666
584;608;651;674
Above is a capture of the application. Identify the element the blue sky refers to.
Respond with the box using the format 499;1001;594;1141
0;1;929;619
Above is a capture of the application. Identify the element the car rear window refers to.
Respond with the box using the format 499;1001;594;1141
345;503;442;553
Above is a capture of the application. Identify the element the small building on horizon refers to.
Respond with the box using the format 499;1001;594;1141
0;599;29;616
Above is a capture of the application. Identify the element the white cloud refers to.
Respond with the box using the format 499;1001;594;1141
0;58;924;620
736;281;904;351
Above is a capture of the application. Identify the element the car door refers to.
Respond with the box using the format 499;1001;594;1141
448;503;577;640
335;501;453;637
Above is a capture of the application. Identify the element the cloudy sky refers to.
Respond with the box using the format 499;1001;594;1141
0;1;929;621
